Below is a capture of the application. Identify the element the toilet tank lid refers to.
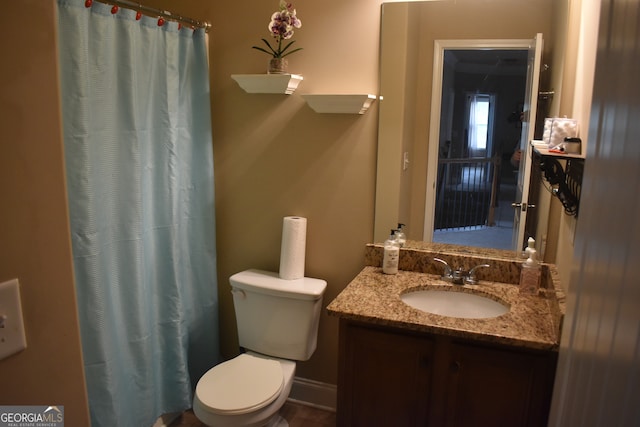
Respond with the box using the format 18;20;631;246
230;269;327;300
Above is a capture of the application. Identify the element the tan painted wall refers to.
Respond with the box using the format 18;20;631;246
120;0;588;387
0;1;90;424
0;0;378;410
553;0;600;289
0;3;593;419
145;0;382;384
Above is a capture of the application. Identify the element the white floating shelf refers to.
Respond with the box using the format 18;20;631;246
301;94;377;114
231;74;303;95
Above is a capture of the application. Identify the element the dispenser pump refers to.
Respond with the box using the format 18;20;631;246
395;223;406;247
520;245;541;295
383;229;400;275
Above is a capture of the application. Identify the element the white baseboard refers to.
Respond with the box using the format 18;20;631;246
288;376;337;412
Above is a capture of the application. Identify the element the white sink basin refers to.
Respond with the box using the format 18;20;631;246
401;289;509;319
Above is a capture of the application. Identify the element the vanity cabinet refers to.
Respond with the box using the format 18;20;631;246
338;320;436;426
337;320;557;427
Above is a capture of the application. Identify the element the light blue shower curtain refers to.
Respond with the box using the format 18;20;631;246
57;1;219;425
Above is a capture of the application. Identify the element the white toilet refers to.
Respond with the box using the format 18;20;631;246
193;269;327;427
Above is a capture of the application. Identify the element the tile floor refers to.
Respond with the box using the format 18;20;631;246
168;401;336;427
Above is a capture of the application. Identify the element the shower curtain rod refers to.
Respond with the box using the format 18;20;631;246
97;0;211;31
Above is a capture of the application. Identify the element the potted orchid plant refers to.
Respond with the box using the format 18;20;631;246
252;0;303;74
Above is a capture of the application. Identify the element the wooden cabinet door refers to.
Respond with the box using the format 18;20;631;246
443;341;556;427
338;321;435;427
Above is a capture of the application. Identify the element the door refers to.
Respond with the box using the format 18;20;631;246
444;340;556;427
512;33;543;251
423;35;544;251
338;322;434;426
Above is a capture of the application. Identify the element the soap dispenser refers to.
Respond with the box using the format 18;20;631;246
383;230;400;275
395;223;407;248
524;237;536;259
519;247;541;295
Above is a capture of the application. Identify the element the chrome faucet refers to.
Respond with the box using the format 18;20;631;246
433;258;490;285
465;263;491;285
433;257;454;281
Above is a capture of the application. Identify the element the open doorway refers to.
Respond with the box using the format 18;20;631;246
431;49;528;250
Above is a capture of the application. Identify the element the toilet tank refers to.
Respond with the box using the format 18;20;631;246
230;269;327;361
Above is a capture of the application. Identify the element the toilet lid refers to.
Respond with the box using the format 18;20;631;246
196;353;284;415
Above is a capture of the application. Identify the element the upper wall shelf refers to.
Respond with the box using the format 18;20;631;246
230;74;376;114
301;94;377;114
231;74;303;95
531;140;585;159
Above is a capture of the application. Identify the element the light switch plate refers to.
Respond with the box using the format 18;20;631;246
0;278;27;360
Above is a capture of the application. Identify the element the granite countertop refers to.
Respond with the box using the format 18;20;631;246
327;265;563;351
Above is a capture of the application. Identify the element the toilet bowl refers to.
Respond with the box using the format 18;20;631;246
193;352;296;427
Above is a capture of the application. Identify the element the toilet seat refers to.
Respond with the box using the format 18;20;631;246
195;353;284;416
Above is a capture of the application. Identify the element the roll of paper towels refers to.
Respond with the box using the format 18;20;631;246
279;216;307;280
